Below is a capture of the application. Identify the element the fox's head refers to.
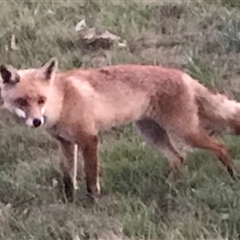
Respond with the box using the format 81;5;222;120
0;57;58;128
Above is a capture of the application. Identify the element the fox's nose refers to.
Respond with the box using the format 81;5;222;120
33;118;42;128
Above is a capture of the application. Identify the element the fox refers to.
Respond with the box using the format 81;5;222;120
0;57;238;200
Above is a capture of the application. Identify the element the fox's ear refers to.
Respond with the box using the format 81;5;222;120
39;57;58;81
0;64;20;85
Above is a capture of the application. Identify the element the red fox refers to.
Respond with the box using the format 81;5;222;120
0;57;238;200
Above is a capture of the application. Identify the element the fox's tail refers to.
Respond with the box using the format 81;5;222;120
191;77;239;130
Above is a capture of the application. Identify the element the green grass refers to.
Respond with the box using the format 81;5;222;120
1;0;240;239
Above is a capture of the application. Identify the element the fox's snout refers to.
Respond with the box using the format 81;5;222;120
26;117;44;128
13;107;45;128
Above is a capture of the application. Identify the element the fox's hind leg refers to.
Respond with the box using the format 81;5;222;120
182;127;235;177
135;119;185;178
163;111;236;177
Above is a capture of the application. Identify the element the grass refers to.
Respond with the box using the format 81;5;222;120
1;0;240;239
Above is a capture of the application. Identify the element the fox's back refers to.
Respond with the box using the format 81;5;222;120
64;64;187;98
58;65;193;129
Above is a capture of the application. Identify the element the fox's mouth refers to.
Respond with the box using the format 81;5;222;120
14;115;47;128
28;116;48;128
25;116;45;128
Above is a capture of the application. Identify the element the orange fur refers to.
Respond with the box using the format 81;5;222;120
0;58;238;199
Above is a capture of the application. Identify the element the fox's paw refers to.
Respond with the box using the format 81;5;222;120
62;174;75;203
227;165;236;179
86;183;101;199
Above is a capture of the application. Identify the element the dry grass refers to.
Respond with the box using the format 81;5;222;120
1;0;240;239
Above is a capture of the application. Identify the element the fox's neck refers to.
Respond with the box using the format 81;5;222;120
44;74;65;128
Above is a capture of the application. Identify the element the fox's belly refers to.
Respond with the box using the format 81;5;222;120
94;101;149;130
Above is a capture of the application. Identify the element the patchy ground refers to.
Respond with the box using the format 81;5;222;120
1;0;240;239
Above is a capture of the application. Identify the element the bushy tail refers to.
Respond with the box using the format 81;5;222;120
191;78;239;133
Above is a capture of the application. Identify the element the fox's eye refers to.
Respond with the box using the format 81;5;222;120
38;97;45;105
16;98;28;107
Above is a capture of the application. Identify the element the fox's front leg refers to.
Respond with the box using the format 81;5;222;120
56;136;79;200
77;134;100;197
